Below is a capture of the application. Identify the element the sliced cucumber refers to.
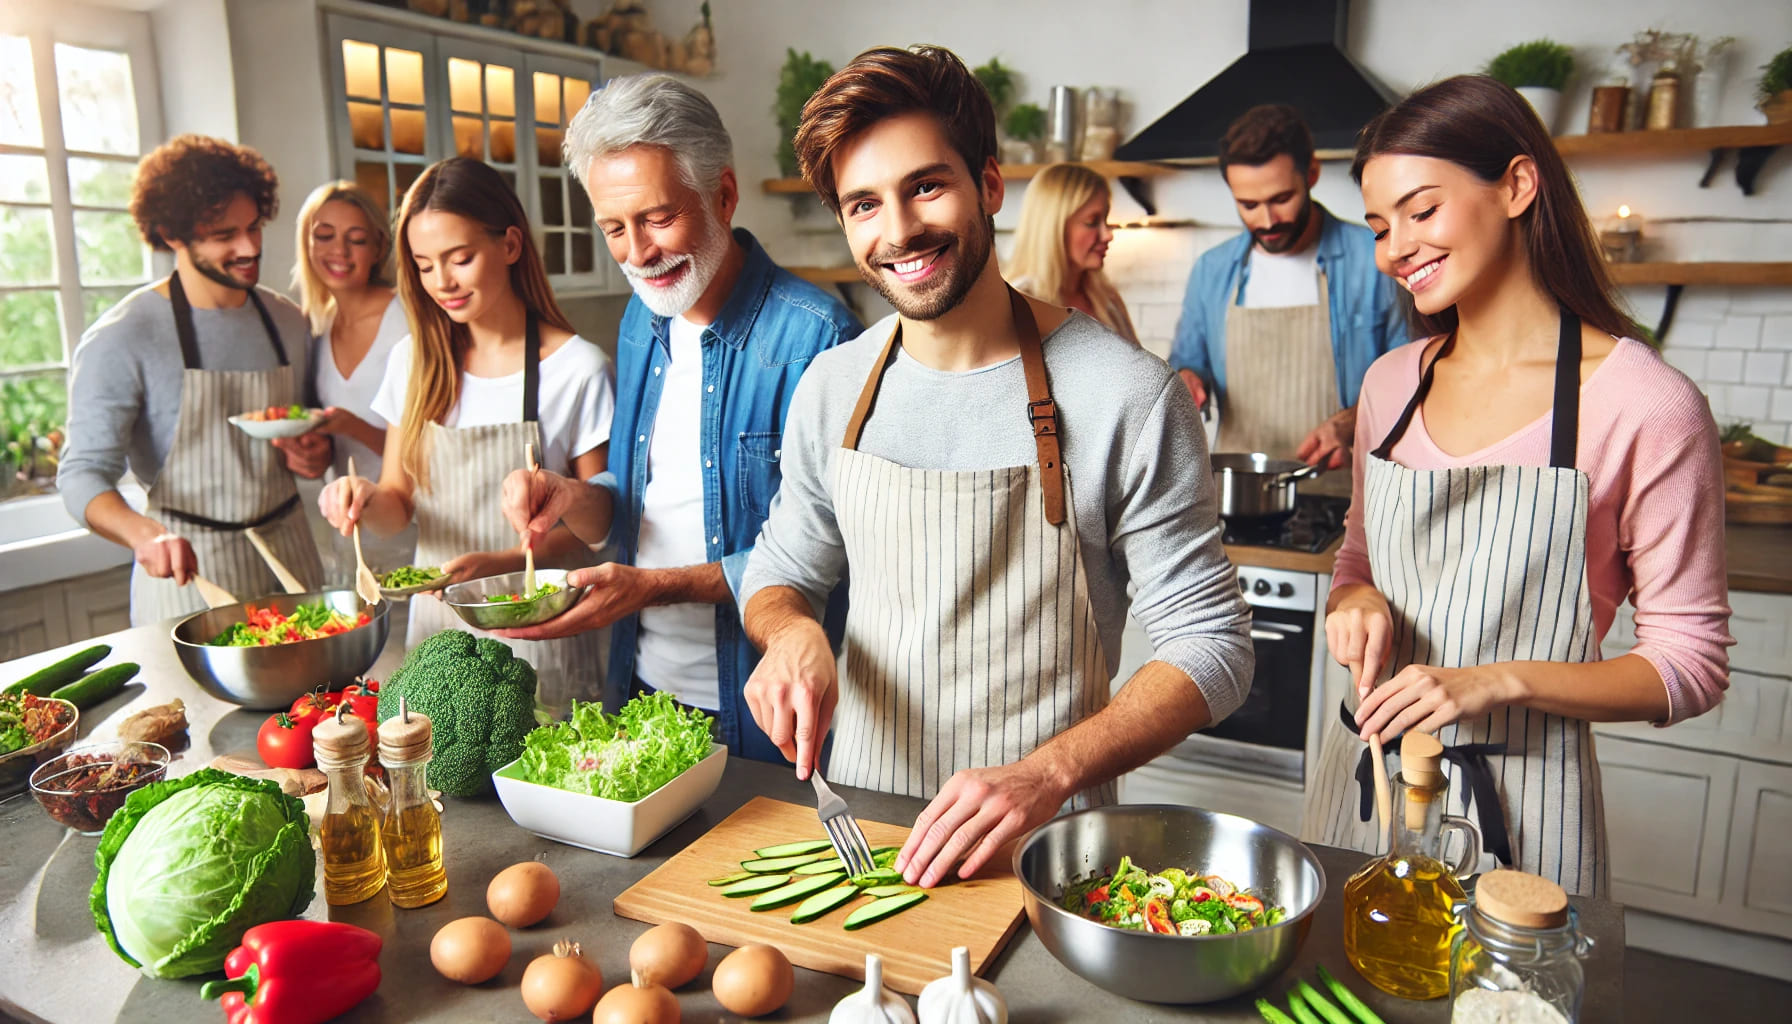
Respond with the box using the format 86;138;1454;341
752;838;834;859
740;851;832;873
792;857;846;875
849;867;906;887
789;885;862;924
708;871;756;887
720;873;791;897
749;871;847;911
859;884;921;898
843;890;928;930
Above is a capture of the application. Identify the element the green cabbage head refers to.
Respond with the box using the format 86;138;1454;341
90;768;314;978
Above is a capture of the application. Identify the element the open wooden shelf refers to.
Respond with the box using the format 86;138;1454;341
786;266;861;284
1554;122;1792;159
1606;262;1792;287
761;159;1184;196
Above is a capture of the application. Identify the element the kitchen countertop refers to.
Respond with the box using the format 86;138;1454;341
1;624;1629;1023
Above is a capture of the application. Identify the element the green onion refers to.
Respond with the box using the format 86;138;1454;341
1287;992;1326;1024
1255;998;1299;1024
1295;979;1356;1024
1317;965;1388;1024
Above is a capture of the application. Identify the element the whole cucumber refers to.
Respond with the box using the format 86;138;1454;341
49;662;139;709
3;644;111;698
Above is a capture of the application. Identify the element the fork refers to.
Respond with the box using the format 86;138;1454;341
811;770;877;877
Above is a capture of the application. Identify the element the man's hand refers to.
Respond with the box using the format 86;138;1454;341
441;549;524;584
1177;368;1209;410
1295;407;1355;469
897;758;1072;888
743;617;838;779
1354;662;1522;741
272;432;333;478
133;528;197;584
501;467;580;551
494;562;662;640
1325;585;1394;700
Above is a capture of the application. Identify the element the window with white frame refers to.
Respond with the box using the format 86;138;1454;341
0;5;162;503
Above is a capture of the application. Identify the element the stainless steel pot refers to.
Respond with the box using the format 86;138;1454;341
171;590;389;709
1213;452;1323;521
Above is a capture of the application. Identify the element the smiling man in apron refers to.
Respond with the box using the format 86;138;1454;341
59;135;325;625
739;46;1254;889
1170;106;1406;484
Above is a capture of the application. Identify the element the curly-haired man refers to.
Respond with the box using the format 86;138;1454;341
58;134;327;624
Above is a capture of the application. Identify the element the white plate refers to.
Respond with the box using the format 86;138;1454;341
228;410;326;439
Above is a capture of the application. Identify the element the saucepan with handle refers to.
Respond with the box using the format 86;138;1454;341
1211;453;1324;523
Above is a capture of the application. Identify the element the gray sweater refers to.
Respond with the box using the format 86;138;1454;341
58;283;313;524
740;311;1254;722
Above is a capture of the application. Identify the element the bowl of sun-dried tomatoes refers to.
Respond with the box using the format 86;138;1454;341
29;740;171;834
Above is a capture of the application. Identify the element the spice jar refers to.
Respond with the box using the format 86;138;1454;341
314;705;386;905
378;697;448;907
1450;869;1592;1024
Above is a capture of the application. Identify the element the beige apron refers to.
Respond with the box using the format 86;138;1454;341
1217;272;1347;494
1301;312;1607;897
403;317;602;719
826;290;1114;807
131;275;323;626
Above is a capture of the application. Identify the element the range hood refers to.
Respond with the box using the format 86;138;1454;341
1114;0;1394;164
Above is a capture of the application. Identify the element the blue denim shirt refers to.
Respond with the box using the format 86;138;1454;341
1169;204;1408;409
590;228;861;763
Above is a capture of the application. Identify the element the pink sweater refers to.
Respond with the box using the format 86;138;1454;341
1333;337;1733;724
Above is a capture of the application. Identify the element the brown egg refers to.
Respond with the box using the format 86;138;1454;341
591;969;679;1024
430;916;512;984
628;922;707;990
711;944;792;1017
488;861;562;928
522;939;605;1021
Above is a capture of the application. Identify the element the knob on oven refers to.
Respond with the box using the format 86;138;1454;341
1253;579;1271;596
1277;582;1294;598
1238;576;1248;592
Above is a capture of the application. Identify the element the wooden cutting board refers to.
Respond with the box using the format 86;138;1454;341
612;796;1026;995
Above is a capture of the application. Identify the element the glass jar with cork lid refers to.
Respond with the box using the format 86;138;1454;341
1450;869;1592;1024
314;704;387;905
378;697;448;908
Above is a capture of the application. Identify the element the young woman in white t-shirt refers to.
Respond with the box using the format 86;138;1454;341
291;181;416;577
319;157;615;713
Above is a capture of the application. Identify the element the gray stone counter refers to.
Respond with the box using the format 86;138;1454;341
0;624;1625;1022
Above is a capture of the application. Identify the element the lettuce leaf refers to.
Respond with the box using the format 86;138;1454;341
517;692;715;802
90;768;314;978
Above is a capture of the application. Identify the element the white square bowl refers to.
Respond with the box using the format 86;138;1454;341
491;743;728;857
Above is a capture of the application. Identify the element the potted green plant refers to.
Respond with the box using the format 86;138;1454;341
774;48;833;177
974;58;1017;117
1002;103;1047;165
1486;39;1576;133
1759;46;1792;123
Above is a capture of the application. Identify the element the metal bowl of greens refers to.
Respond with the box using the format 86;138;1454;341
443;569;587;630
1014;804;1325;1004
171;590;389;709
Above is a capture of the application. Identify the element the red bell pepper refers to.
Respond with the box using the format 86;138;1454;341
199;920;381;1024
1144;898;1175;934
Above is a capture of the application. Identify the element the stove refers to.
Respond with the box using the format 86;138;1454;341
1222;494;1350;553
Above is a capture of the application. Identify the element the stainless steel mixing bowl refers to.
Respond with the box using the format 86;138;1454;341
1014;804;1326;1004
171;590;389;709
442;569;588;630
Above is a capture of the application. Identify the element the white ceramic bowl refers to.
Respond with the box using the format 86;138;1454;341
228;410;326;439
491;742;728;857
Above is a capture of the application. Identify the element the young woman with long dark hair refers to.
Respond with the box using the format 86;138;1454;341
318;157;615;714
1303;76;1732;896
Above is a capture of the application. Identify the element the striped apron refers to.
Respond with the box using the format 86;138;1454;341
1217;271;1337;454
1302;311;1608;897
825;289;1114;807
402;316;603;719
131;274;323;626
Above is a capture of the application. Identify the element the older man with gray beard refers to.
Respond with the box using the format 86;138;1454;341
498;74;861;763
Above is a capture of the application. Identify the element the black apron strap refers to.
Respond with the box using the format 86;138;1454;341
523;312;541;425
168;272;290;368
162;493;301;533
1339;702;1515;867
1370;332;1451;459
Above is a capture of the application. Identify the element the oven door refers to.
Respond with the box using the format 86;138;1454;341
1167;602;1313;783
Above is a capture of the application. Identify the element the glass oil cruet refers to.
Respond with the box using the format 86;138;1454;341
314;703;386;905
1450;869;1592;1023
377;697;448;908
1343;731;1483;999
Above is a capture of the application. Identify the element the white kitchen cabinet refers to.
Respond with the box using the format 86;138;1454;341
0;586;70;663
1723;760;1792;940
1596;734;1736;918
62;566;132;642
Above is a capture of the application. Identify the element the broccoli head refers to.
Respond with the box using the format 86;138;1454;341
377;629;538;797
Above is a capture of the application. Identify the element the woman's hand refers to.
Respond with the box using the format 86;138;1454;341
318;474;379;536
1354;663;1523;740
441;549;524;584
1325;585;1394;699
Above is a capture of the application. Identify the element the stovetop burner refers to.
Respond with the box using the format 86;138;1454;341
1222;494;1350;553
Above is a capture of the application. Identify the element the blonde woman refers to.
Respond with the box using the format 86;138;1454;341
319;157;615;714
291;180;415;577
1007;163;1138;343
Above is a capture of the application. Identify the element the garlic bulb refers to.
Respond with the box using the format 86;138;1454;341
917;947;1006;1024
831;953;917;1024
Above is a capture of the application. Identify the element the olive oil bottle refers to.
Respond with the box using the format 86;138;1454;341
315;706;386;905
1342;732;1482;999
378;699;448;908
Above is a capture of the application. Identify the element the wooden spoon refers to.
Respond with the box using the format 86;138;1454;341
522;441;539;597
346;456;382;607
190;574;238;609
1369;732;1393;847
244;526;306;594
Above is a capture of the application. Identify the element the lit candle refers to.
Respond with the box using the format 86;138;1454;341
1599;204;1644;262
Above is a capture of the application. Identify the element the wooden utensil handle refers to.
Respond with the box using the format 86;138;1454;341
244;527;306;594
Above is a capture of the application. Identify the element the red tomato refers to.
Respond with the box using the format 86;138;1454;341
257;711;317;769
